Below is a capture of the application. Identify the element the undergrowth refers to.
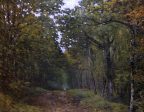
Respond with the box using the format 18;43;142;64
0;92;42;112
68;89;128;112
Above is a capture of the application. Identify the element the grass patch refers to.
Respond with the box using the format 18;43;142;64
81;95;112;112
68;89;128;112
68;89;95;99
11;103;42;112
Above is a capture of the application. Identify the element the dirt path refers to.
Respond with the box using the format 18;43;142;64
29;91;90;112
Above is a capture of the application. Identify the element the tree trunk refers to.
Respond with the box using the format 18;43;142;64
129;70;134;112
91;72;97;94
129;26;137;112
103;45;115;98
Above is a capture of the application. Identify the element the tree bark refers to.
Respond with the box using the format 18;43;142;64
129;26;137;112
129;70;134;112
103;44;115;98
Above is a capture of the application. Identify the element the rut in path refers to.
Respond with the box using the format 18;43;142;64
29;91;91;112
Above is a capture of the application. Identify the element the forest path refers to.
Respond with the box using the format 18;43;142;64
29;91;90;112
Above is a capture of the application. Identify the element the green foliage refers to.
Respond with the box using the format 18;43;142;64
58;0;131;98
0;0;67;91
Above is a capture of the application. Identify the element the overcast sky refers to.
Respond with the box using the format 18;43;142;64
62;0;81;9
